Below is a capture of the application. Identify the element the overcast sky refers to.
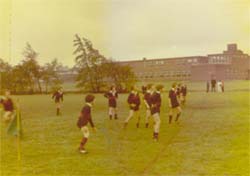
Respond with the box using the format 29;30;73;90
0;0;249;66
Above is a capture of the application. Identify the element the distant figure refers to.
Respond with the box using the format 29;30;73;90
217;80;222;92
221;81;225;92
180;84;187;105
52;88;64;116
176;83;182;103
206;81;210;93
211;79;217;92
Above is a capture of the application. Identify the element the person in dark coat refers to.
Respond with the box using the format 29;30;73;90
211;79;217;92
206;81;210;93
150;84;164;141
168;83;182;124
52;88;64;116
180;84;187;105
104;85;118;120
77;94;96;154
124;85;141;128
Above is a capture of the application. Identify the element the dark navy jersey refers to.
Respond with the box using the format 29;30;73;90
150;92;161;115
169;89;179;108
144;92;152;108
0;98;14;112
77;104;94;128
127;92;140;111
104;91;118;107
52;91;63;102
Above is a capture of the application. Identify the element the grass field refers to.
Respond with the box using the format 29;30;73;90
1;81;250;176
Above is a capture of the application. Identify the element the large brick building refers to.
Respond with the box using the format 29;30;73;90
119;44;250;81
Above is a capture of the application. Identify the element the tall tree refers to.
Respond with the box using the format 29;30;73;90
73;34;106;92
22;43;43;93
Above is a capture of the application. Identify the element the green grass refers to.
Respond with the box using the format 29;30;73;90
1;83;249;175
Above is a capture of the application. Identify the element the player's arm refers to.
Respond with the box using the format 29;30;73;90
52;92;55;99
168;91;172;107
89;116;95;128
127;94;133;105
61;93;64;102
89;115;97;132
0;97;3;104
144;99;150;109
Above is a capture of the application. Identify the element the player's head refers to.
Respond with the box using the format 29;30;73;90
146;84;153;91
5;90;11;97
85;94;95;104
131;85;138;92
156;84;164;92
172;82;177;89
110;85;116;91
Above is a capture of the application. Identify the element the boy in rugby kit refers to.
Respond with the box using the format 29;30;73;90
150;85;164;141
211;79;217;92
104;86;118;120
143;84;153;128
124;85;141;128
52;88;64;116
77;94;97;154
180;84;187;105
168;83;182;124
0;90;15;123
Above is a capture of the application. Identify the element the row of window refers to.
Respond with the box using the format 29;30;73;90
145;58;199;66
208;57;230;64
136;71;191;76
137;74;191;79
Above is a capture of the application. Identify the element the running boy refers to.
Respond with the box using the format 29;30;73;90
0;90;15;123
150;85;164;141
143;84;153;128
180;84;187;105
77;94;96;154
168;83;182;124
104;85;118;120
124;85;141;128
52;88;63;116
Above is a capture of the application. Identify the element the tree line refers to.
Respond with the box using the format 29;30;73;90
0;43;63;94
0;35;137;94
